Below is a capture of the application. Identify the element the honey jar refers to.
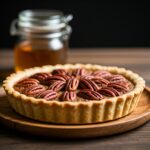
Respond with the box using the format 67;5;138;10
10;10;73;71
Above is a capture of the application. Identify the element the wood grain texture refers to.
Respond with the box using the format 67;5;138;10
0;87;150;138
0;48;150;150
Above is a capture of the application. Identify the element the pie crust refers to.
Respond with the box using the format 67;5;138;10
3;64;145;124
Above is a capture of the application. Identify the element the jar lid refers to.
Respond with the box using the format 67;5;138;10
19;10;73;32
10;9;73;36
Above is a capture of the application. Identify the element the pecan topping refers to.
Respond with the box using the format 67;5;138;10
23;85;46;97
65;78;79;91
78;90;103;100
14;67;133;101
37;90;57;100
49;80;66;91
31;73;51;84
79;78;100;91
92;70;111;78
99;88;120;97
60;91;76;101
72;68;87;76
52;69;67;75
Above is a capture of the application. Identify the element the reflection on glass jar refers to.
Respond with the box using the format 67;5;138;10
10;10;73;71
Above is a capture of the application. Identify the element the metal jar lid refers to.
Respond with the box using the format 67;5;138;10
10;9;73;38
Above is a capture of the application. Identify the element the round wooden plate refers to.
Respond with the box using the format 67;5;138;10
0;87;150;138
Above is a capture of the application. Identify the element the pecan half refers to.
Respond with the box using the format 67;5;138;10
81;75;94;79
14;78;39;93
108;82;129;93
92;70;111;78
15;78;39;87
31;73;51;84
78;90;103;100
92;77;109;87
79;78;100;91
108;75;126;83
23;85;46;97
48;80;66;91
14;86;25;93
60;91;76;101
61;74;71;80
65;77;79;91
52;69;67;75
72;68;87;77
98;88;120;97
37;90;57;100
45;75;69;85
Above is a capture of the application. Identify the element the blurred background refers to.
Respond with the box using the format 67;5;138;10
0;0;150;48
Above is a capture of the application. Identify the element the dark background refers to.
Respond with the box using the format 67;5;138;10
0;0;150;48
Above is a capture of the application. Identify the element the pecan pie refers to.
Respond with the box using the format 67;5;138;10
3;64;145;124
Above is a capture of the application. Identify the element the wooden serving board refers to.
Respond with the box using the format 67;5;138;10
0;87;150;138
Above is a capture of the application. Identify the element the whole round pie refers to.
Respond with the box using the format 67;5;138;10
3;64;145;124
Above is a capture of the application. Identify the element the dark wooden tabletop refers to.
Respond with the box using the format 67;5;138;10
0;48;150;150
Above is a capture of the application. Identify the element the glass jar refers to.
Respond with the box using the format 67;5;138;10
10;10;73;71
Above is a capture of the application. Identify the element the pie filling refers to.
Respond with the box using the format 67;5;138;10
14;68;134;102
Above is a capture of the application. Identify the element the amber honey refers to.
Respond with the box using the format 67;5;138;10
11;10;72;71
14;40;68;71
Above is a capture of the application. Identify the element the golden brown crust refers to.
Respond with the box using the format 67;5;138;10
3;64;145;124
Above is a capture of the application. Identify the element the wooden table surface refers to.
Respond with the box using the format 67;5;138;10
0;48;150;150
